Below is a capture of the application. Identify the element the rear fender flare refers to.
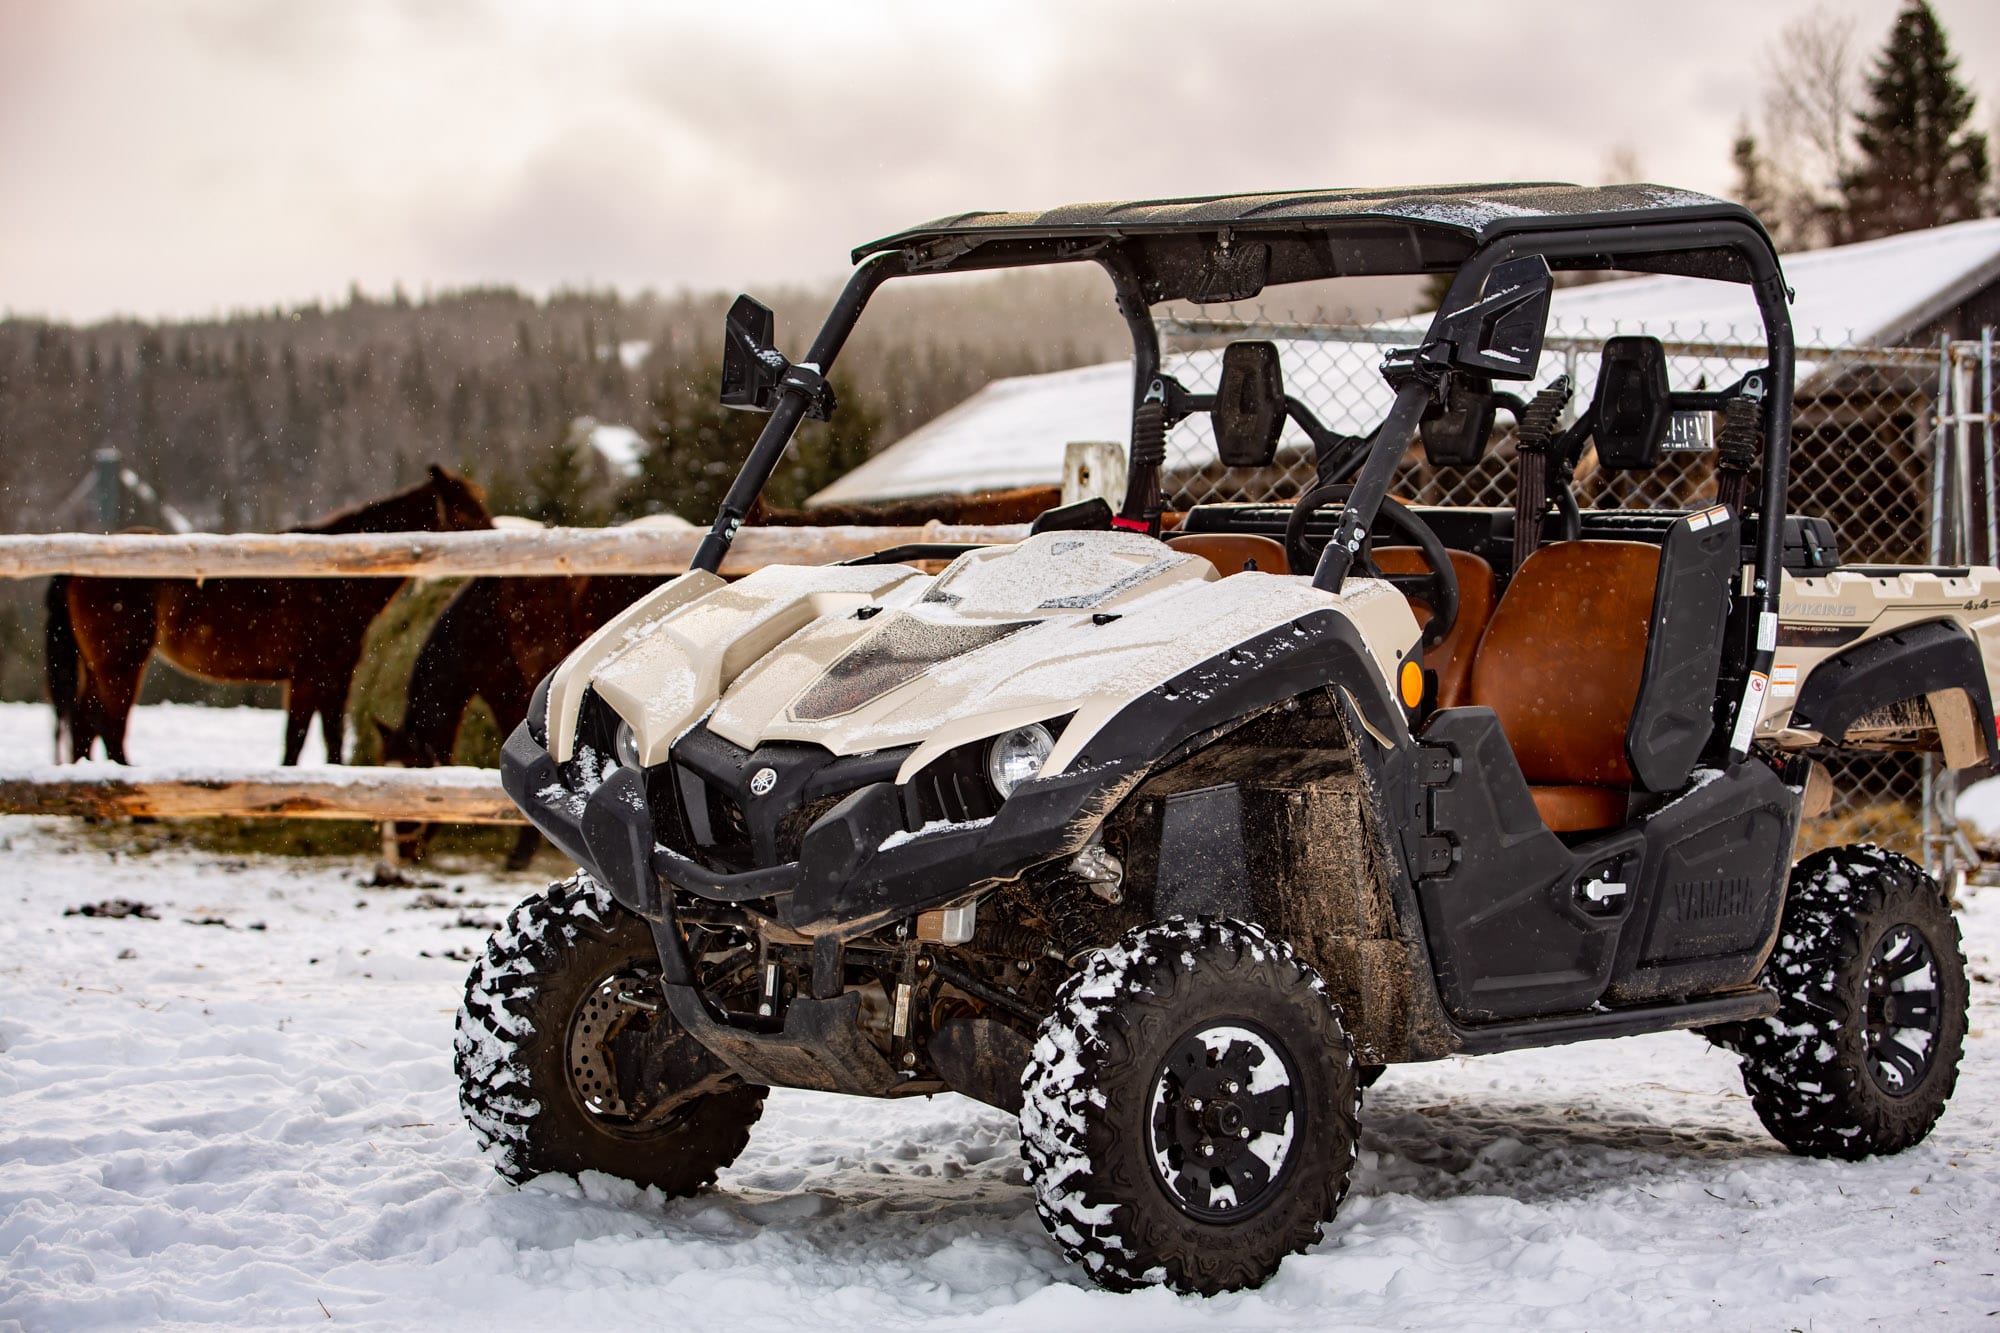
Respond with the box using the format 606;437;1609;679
1790;618;2000;767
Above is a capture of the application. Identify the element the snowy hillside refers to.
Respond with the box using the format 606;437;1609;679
2;706;1997;1328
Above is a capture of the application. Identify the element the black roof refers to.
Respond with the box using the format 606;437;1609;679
854;183;1770;302
859;183;1749;256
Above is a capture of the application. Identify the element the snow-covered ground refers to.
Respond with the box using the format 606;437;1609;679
0;700;333;769
3;706;1998;1330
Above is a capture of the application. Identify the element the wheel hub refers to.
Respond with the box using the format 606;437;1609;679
1147;1022;1300;1223
1863;924;1942;1098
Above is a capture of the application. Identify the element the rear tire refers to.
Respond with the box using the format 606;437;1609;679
455;872;766;1193
1727;844;1966;1160
1020;917;1358;1295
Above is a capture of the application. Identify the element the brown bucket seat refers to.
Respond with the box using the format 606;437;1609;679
1466;540;1661;833
1374;547;1499;708
1165;532;1291;576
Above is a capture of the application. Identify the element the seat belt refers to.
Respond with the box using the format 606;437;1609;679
1713;378;1764;517
1511;376;1572;574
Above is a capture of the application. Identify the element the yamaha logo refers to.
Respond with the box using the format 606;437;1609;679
749;767;777;796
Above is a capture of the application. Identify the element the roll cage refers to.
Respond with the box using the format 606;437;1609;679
691;183;1794;760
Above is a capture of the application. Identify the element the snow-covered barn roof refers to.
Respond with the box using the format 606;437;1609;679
811;218;2000;506
1546;217;2000;347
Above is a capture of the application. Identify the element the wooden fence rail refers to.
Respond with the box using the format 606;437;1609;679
0;522;1029;580
0;766;522;823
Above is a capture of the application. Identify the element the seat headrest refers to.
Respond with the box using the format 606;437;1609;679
1593;336;1671;470
1419;373;1498;468
1213;341;1286;468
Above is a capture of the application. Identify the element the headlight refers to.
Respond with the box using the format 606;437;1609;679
987;723;1054;798
614;720;643;770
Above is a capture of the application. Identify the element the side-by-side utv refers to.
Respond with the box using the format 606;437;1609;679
457;184;1985;1295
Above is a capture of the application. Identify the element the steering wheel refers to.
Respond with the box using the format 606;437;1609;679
1285;484;1460;650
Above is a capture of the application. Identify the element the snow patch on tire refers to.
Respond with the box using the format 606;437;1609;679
453;871;612;1178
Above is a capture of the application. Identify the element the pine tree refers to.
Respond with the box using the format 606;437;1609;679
1732;123;1781;235
485;427;606;527
765;371;883;508
1841;0;1990;240
621;358;768;523
399;342;437;421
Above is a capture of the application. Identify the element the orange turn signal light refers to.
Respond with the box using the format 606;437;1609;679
1399;659;1424;709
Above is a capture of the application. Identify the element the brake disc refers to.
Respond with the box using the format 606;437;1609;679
567;972;652;1118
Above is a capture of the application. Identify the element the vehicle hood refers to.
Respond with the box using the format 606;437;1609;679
547;530;1417;781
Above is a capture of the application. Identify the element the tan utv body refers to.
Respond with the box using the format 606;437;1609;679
546;546;2000;801
466;184;1981;1298
1757;566;2000;768
544;531;1419;787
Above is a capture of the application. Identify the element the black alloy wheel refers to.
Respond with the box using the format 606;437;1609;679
1147;1020;1304;1223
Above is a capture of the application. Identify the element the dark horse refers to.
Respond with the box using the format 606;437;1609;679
374;573;661;869
377;571;673;767
46;465;492;765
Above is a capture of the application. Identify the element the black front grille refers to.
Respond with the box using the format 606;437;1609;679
776;794;847;861
907;745;1001;826
706;787;754;866
658;722;918;870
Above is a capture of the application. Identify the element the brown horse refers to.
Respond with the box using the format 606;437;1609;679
46;465;492;765
377;572;666;768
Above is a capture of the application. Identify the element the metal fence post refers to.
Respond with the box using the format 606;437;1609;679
1983;326;1995;566
1931;334;1951;566
1954;343;1976;565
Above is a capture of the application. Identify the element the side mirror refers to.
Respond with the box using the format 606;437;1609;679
1212;341;1285;468
1438;255;1552;381
720;295;785;412
1593;336;1672;469
1419;373;1497;467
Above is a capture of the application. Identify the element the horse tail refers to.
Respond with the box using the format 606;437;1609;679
45;575;78;761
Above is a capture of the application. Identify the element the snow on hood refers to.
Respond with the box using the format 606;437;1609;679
568;531;1418;781
698;532;1418;781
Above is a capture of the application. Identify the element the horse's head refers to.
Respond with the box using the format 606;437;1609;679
295;467;493;535
426;464;492;532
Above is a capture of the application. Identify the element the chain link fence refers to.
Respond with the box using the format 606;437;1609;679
1157;312;1996;879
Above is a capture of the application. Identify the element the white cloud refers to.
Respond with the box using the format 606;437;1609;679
3;0;1998;321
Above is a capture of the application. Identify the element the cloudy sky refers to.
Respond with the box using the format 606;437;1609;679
5;0;2000;322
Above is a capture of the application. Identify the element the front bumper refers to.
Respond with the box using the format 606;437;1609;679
499;713;1123;939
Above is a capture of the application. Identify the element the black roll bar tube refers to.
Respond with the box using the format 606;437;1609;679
692;250;910;574
1310;380;1437;591
1101;251;1164;530
1739;270;1796;758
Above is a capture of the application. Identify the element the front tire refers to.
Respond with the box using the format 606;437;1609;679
1729;844;1967;1160
455;872;766;1193
1020;918;1358;1295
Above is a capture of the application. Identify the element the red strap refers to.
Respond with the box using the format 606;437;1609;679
1110;516;1151;533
